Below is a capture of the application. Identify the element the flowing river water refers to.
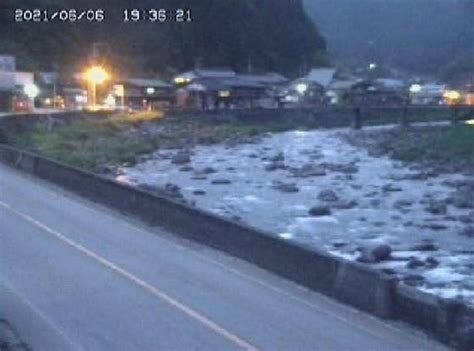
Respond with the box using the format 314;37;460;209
116;127;474;305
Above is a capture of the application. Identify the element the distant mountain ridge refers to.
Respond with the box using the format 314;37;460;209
303;0;474;75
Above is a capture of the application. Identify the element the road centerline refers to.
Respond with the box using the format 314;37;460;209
0;199;259;351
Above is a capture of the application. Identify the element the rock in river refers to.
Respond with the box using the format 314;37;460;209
357;244;392;263
323;162;358;174
198;166;217;174
460;226;474;238
269;152;285;162
406;257;425;269
410;241;438;251
171;152;191;165
317;189;339;202
265;161;286;172
308;205;331;217
425;200;447;215
291;164;326;178
211;178;232;185
331;200;358;210
382;183;402;192
272;181;299;193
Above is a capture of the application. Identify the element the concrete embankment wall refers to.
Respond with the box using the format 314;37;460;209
1;144;473;349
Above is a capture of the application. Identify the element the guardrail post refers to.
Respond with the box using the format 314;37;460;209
352;106;362;129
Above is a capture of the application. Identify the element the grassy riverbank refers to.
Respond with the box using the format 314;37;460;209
11;111;295;170
346;124;474;174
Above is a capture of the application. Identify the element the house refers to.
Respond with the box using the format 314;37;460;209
0;55;36;111
304;68;337;88
409;84;446;105
282;68;349;106
173;69;236;85
115;78;174;110
237;73;288;87
375;78;406;91
183;76;268;109
326;79;363;104
174;69;287;109
348;80;409;105
62;87;87;110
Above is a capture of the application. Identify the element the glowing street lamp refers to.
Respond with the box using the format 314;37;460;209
24;84;39;99
409;84;422;94
85;66;109;107
296;83;308;94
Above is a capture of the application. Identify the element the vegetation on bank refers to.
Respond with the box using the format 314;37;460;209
14;111;164;169
12;111;297;170
346;124;474;173
391;125;474;164
9;109;474;173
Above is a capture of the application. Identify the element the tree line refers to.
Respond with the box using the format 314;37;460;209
0;0;328;78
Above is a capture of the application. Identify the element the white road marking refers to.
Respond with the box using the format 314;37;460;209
0;200;259;351
0;165;445;349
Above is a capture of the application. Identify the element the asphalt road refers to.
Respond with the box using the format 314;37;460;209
0;164;451;351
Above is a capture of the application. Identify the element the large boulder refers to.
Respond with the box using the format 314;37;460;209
425;200;447;215
265;161;286;171
211;178;232;185
269;152;285;162
317;189;339;202
410;240;438;251
291;164;326;177
357;244;392;263
272;181;299;193
393;199;413;209
460;226;474;238
162;183;183;198
331;200;358;210
452;191;474;209
308;205;331;217
197;166;217;174
171;152;191;165
382;183;403;192
323;162;359;174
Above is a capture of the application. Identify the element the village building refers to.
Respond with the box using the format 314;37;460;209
173;69;288;109
0;54;37;111
114;78;174;110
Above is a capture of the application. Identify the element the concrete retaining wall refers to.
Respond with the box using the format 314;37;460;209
1;143;473;349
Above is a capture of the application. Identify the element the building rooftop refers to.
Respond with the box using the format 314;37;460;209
305;68;337;87
237;73;288;85
126;78;172;88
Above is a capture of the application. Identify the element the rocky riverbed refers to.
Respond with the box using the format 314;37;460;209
114;126;474;305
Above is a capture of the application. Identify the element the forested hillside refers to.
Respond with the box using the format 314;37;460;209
0;0;328;77
304;0;474;77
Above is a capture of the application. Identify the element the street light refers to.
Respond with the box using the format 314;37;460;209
85;66;109;107
409;84;422;94
23;84;39;110
24;84;39;99
296;83;308;94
